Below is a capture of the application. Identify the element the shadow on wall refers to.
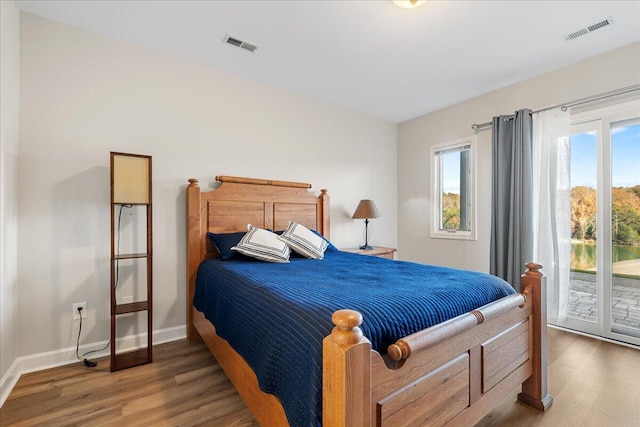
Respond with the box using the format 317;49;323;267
52;166;110;348
166;186;188;329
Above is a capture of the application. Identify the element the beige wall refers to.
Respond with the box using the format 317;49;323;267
17;13;397;358
1;0;20;394
398;42;640;272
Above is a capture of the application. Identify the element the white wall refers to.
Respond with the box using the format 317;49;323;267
0;0;21;396
398;42;640;272
17;14;397;358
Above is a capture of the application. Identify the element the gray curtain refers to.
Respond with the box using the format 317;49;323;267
490;109;534;291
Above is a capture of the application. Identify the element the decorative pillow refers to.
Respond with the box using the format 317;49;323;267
231;225;290;263
273;230;303;258
207;231;246;260
278;222;328;260
310;229;339;253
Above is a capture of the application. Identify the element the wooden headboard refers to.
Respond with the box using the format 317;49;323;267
185;175;330;339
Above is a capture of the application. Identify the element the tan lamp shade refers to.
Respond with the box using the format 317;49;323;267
352;199;382;220
111;152;151;204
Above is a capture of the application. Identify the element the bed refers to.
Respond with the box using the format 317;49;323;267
186;175;552;426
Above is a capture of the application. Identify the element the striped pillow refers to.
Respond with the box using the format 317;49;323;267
231;225;290;263
278;222;328;260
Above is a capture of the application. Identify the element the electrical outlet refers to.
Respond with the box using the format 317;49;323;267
72;302;87;320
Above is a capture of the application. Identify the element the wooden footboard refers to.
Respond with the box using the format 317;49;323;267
324;263;552;426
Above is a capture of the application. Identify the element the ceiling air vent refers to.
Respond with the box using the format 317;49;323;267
564;16;614;41
223;34;259;53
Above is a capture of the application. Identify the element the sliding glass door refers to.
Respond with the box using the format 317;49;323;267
563;100;640;346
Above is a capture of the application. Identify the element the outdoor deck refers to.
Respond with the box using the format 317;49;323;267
568;271;640;334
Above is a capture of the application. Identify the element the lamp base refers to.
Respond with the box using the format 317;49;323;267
359;244;374;250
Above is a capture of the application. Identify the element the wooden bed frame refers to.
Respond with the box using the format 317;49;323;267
186;176;552;426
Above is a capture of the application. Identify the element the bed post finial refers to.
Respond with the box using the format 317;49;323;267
319;189;330;240
324;309;371;427
518;262;553;411
330;309;364;345
524;262;542;276
188;178;199;187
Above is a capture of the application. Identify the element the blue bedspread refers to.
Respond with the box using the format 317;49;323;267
193;251;514;427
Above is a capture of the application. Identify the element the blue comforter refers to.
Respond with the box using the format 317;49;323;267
193;251;514;426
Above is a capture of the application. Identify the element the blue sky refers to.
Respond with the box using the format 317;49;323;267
442;152;461;193
441;122;639;194
571;122;640;188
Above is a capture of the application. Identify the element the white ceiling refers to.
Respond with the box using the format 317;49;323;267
15;0;640;123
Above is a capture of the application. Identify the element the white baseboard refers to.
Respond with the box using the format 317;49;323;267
0;358;21;411
0;324;186;408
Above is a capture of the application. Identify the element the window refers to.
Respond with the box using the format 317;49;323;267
430;136;476;240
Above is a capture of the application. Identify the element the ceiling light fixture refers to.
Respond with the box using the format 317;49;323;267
393;0;427;9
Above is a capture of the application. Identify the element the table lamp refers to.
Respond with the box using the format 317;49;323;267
352;199;381;250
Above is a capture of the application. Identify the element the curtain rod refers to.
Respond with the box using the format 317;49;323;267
471;83;640;131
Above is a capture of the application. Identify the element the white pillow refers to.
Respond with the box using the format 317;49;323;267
278;222;328;260
231;224;290;263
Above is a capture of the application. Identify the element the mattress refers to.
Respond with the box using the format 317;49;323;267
193;250;515;426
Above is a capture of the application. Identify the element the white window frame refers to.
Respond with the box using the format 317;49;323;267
430;136;477;240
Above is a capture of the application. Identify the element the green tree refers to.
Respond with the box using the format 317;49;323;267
442;193;460;229
572;185;640;244
571;186;597;240
612;187;640;244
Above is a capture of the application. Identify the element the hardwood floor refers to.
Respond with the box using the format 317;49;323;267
1;328;638;426
0;340;258;427
478;327;640;427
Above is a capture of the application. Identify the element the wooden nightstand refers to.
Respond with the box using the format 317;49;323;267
342;246;397;259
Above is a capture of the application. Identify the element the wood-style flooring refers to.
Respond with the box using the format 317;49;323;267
1;328;639;426
0;340;258;426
